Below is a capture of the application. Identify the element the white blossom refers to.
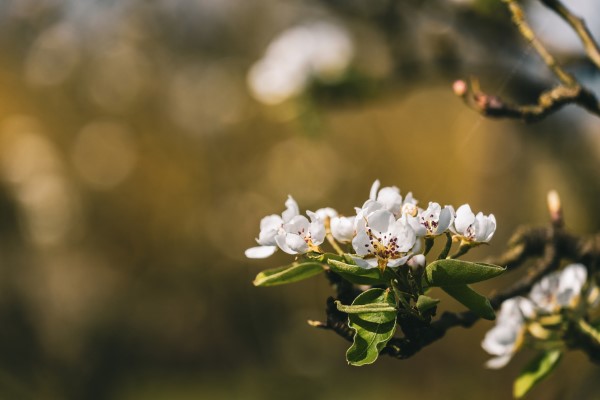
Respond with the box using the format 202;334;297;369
247;21;354;105
352;210;416;270
530;263;588;313
418;202;454;236
276;211;326;255
369;179;403;216
330;215;355;243
245;196;299;258
482;297;532;369
452;204;496;243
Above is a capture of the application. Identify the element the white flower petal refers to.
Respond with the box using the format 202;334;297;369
331;216;355;243
407;215;427;237
454;204;475;234
284;233;309;254
436;206;454;233
315;207;338;220
407;254;426;269
275;233;294;254
369;179;381;201
377;186;402;215
556;263;587;307
485;355;513;369
282;195;300;222
387;254;410;268
367;210;394;234
352;226;371;256
389;217;416;252
351;256;378;269
245;245;277;259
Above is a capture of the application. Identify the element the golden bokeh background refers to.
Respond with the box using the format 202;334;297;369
0;0;599;398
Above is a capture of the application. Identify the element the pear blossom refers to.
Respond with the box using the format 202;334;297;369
452;204;496;243
245;196;299;258
330;215;355;243
482;297;533;369
530;263;588;313
418;202;454;236
483;264;592;369
276;211;326;255
352;210;416;270
369;180;403;216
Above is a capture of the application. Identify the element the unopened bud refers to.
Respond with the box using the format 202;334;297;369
453;80;467;97
547;190;563;227
408;254;426;270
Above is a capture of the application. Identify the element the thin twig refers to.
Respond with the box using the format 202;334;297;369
455;80;600;122
540;0;600;70
502;0;575;85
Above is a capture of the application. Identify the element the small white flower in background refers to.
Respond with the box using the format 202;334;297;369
418;202;454;236
482;297;533;369
245;196;299;259
483;264;593;368
331;215;355;243
352;210;416;270
276;211;326;255
369;179;403;216
530;263;588;312
452;204;496;243
247;21;354;105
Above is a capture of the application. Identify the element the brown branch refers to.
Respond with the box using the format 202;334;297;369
454;80;600;123
540;0;600;70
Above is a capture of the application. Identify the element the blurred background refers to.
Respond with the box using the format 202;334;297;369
0;0;599;398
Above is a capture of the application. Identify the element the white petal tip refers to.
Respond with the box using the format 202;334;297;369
245;246;277;259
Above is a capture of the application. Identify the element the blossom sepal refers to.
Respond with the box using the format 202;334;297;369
423;259;505;287
441;284;496;320
253;260;325;287
513;350;563;399
342;288;397;366
328;258;396;285
416;295;440;315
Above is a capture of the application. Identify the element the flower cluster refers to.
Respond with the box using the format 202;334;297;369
482;263;598;369
246;180;497;270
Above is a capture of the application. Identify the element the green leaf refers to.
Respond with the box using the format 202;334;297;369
514;350;562;399
328;259;394;285
346;288;397;366
416;295;440;314
335;300;397;316
253;261;325;287
424;259;505;287
441;284;496;320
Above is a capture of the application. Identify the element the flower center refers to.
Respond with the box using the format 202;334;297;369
366;227;401;268
420;213;439;234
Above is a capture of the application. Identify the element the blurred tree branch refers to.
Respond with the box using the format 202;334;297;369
455;0;600;122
